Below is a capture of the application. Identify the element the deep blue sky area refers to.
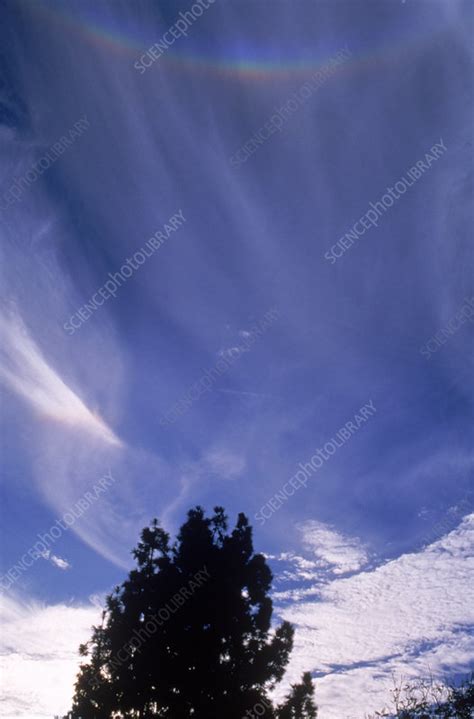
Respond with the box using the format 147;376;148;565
0;1;473;717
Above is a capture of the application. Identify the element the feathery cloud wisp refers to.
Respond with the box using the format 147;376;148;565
0;312;121;446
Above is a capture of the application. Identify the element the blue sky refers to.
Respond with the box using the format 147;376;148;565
0;0;473;716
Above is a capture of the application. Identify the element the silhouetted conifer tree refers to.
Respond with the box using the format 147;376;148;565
69;506;317;718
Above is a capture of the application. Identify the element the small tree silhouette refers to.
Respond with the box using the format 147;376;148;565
367;673;474;718
69;506;317;718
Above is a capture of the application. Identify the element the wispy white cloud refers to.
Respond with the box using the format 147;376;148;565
218;346;245;359
204;447;246;479
40;551;71;571
49;555;70;570
0;311;121;447
217;388;276;399
159;446;247;528
217;324;261;360
298;520;369;575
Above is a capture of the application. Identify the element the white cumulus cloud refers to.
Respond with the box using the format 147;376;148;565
275;514;474;718
0;595;100;719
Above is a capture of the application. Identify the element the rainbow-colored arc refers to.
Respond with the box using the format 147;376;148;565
29;0;358;81
30;0;425;82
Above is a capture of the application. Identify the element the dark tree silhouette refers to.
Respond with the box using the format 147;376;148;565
277;672;318;719
69;506;317;718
